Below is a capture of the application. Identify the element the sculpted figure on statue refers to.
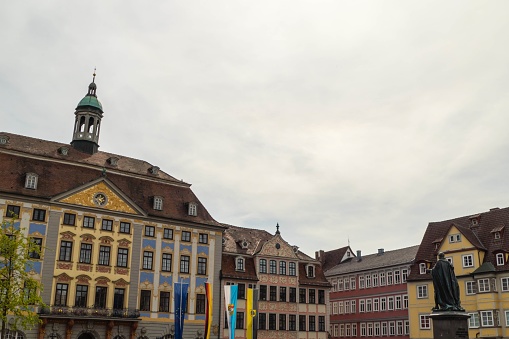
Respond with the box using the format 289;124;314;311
430;252;464;312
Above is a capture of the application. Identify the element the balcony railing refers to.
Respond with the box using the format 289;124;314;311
39;305;140;319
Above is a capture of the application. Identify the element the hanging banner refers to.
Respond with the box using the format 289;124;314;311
204;282;213;339
246;288;259;339
174;281;189;339
223;285;238;339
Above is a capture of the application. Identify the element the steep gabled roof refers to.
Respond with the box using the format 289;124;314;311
319;246;353;272
408;206;509;281
324;245;419;277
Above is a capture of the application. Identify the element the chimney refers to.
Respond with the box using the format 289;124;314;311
315;250;325;262
378;248;384;255
356;250;362;261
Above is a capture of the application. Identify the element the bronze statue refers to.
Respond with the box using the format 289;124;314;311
430;252;464;312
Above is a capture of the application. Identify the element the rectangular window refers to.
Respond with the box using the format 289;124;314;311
350;276;356;289
372;273;378;287
387;271;393;284
289;262;296;276
497;253;505;266
366;298;372;312
114;288;125;309
119;222;131;234
318;316;325;331
199;233;208;244
449;234;461;243
162;253;172;272
396;295;402;309
403;295;408;309
269;260;277;274
54;283;68;306
6;205;20;218
299;288;306;303
502;277;509;292
402;269;408;282
95;286;107;308
259;313;267;330
160;291;170;312
79;243;92;263
180;255;190;273
380;297;386;311
98;245;111;265
299;315;306;331
463;254;474;267
75;285;88;307
360;299;365;312
63;213;76;226
259;285;267;300
381;322;387;336
280;287;287;302
236;258;244;271
140;290;151;311
318;289;325;304
478;278;490;292
366;274;372;288
83;216;95;228
481;311;494;327
117;248;129;267
309;316;316;331
163;228;173;239
468;312;480;328
309;289;316;304
259;259;267;273
235;312;244;329
29;237;43;259
466;280;477;294
359;275;365;288
143;251;154;270
417;285;428;298
279;261;287;275
238;284;246;299
279;314;286;330
196;294;206;314
394;270;401;284
145;226;155;237
380;271;386;285
373;298;379;311
289;314;296;331
197;257;207;275
101;219;113;231
351;300;356;313
269;314;277;330
153;197;163;210
289;287;296;303
389;322;396;335
388;296;394;310
419;315;431;329
32;209;46;222
59;241;73;261
181;231;191;242
270;286;277;301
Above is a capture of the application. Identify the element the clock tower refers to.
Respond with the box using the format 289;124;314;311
71;71;104;154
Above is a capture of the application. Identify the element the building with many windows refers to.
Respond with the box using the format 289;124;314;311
0;76;225;339
220;224;331;339
407;206;509;339
320;245;418;339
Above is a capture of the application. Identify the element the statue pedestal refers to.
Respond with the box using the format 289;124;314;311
430;312;470;339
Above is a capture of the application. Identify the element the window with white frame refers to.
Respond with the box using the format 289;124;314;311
387;271;393;284
236;257;245;271
345;300;350;313
462;254;474;267
372;273;378;287
359;299;365;313
380;271;386;285
366;274;372;288
478;278;490;293
394;270;401;284
449;234;461;243
188;202;198;216
403;295;408;309
466;281;477;295
337;279;344;291
307;265;315;278
350;276;356;290
419;263;427;274
373;298;379;311
367;323;373;336
332;302;338;314
360;323;366;337
359;275;365;288
388;296;394;310
389;322;396;335
419;315;431;329
333;324;338;337
338;301;344;314
380;297;386;311
395;295;402;309
481;310;494;327
496;253;505;266
417;285;428;298
366;299;372;312
25;173;38;189
351;300;356;313
494;231;501;239
339;324;345;337
153;196;163;210
381;322;387;336
501;277;509;291
402;269;408;282
344;277;350;290
505;310;509;326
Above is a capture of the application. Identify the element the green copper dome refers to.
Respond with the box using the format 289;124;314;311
77;95;103;111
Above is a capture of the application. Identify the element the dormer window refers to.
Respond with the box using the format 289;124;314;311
148;166;159;175
108;157;119;166
236;257;245;271
0;135;9;145
496;253;505;266
346;251;351;257
58;146;69;155
419;263;427;274
188;203;197;216
495;232;501;240
222;237;226;246
153;196;163;210
307;265;315;278
240;240;249;249
25;173;38;189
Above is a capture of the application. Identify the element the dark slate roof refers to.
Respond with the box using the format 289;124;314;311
299;262;331;287
221;224;274;255
408;206;509;281
319;246;353;272
221;254;259;281
324;245;419;277
0;132;222;228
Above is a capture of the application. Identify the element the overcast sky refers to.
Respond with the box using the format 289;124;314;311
2;1;509;257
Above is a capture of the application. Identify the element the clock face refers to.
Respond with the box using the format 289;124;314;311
93;193;107;206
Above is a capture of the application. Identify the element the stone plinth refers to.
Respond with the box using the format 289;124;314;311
430;311;470;339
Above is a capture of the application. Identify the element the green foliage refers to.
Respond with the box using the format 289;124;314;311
0;216;46;337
